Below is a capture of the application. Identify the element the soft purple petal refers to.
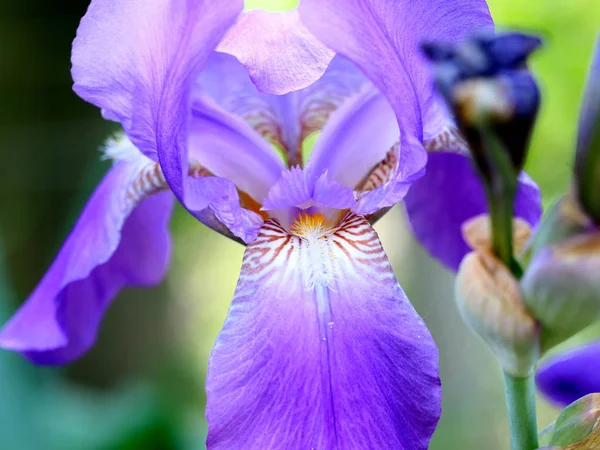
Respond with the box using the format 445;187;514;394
72;0;252;242
423;98;457;143
206;213;441;449
404;152;542;271
352;143;427;216
305;84;427;214
262;166;355;211
72;0;242;160
299;0;492;216
312;171;357;209
189;94;285;202
307;86;399;189
197;52;367;166
217;9;335;95
536;342;600;407
197;52;305;162
299;0;492;145
261;166;311;210
185;176;264;244
0;158;174;364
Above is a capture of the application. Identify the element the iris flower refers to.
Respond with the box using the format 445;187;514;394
0;0;541;448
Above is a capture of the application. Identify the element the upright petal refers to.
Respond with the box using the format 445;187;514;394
299;1;491;218
197;52;367;166
72;0;242;160
307;86;399;190
403;152;542;271
0;151;174;364
206;214;440;449
189;94;285;203
72;0;247;241
217;9;335;95
299;0;493;143
306;85;427;215
536;342;600;407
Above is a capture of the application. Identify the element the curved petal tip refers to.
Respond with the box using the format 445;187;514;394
218;9;335;95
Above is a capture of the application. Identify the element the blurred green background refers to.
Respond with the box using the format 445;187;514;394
0;0;598;449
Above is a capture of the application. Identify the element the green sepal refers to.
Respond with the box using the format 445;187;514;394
524;195;593;263
537;393;600;449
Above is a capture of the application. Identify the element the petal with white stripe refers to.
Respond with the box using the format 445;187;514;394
206;213;440;449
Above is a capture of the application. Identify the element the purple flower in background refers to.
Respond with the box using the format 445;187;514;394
536;342;600;406
0;0;541;448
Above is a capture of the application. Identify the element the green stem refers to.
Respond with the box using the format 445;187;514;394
477;126;537;448
486;179;522;278
504;373;539;450
479;127;523;278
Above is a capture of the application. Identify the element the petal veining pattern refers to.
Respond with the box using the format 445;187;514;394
206;213;440;449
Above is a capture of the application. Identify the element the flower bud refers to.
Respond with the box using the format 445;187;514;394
462;213;532;256
539;393;600;449
455;215;539;377
521;228;600;351
526;194;594;258
423;32;541;173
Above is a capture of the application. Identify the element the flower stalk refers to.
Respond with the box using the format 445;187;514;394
504;373;539;450
480;124;538;450
479;126;523;278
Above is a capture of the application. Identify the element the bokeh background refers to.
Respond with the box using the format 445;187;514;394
0;0;598;449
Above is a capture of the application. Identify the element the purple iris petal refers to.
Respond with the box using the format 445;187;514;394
189;94;285;203
206;214;440;449
72;0;251;240
536;342;600;407
0;157;174;364
404;153;542;271
184;175;264;244
262;166;356;211
72;0;242;161
197;51;367;167
308;86;398;189
306;85;427;214
217;9;335;95
353;145;428;216
299;0;493;145
298;0;512;264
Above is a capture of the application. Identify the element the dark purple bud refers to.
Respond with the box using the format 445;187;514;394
423;31;541;173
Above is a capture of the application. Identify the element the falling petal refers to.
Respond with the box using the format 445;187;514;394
206;213;440;449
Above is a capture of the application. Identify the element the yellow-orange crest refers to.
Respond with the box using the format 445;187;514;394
290;212;337;241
